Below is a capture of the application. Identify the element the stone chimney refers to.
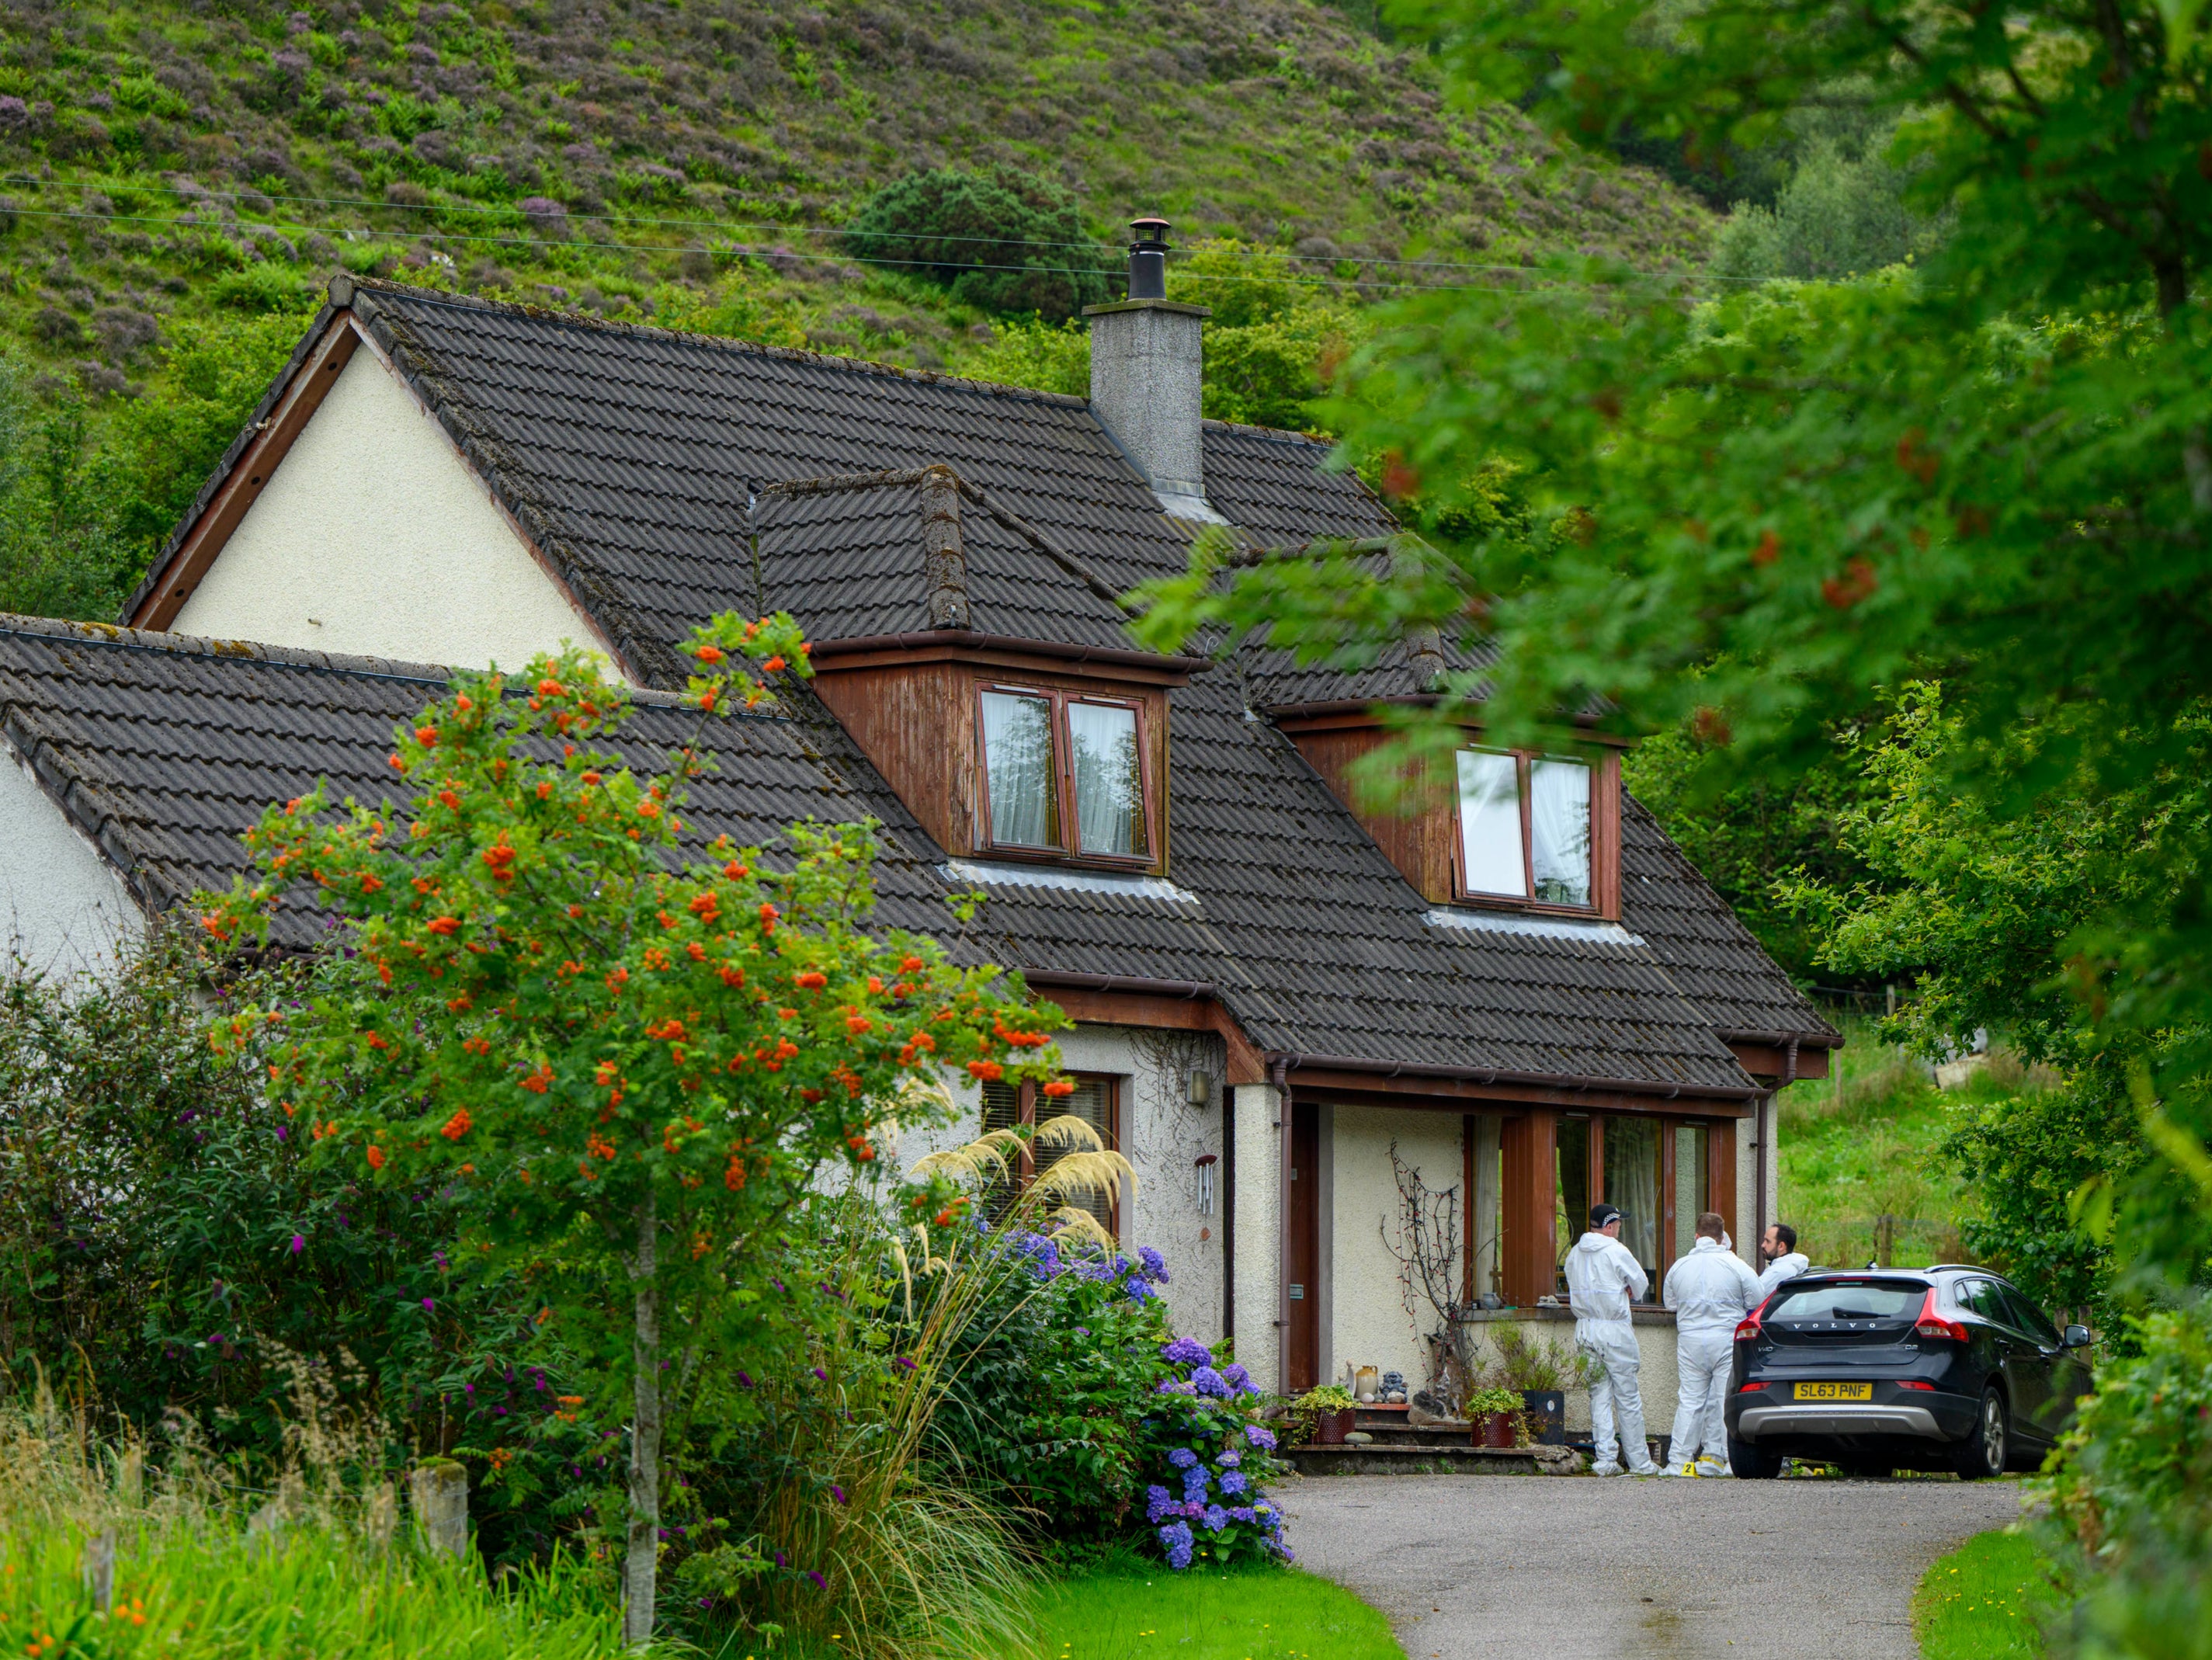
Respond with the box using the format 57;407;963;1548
1085;218;1222;523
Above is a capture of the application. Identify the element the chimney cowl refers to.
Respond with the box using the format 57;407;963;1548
1127;217;1170;300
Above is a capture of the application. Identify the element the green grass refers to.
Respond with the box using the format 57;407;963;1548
1915;1529;2064;1660
1029;1557;1405;1660
0;1519;654;1659
1777;1015;2064;1269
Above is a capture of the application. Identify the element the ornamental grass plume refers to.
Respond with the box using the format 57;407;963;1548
740;1092;1135;1657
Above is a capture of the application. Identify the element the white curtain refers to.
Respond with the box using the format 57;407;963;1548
1068;701;1145;856
1606;1117;1661;1293
981;690;1058;848
1529;757;1592;905
1456;748;1526;897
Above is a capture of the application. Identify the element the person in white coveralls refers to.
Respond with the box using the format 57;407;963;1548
1564;1203;1662;1476
1756;1221;1811;1298
1661;1211;1764;1476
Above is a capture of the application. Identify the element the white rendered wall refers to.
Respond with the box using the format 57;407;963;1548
1326;1104;1464;1396
1459;1312;1680;1440
890;1023;1227;1348
172;349;618;677
1230;1081;1284;1391
0;742;143;981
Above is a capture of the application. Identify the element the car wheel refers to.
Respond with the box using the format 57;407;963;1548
1951;1388;2008;1481
1728;1436;1778;1479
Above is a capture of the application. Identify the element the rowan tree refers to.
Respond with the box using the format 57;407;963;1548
200;613;1068;1642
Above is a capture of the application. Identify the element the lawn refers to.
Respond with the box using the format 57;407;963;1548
1915;1529;2063;1660
1030;1554;1405;1660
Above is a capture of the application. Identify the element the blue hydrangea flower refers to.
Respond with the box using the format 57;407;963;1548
1160;1336;1213;1368
1168;1447;1199;1470
1221;1362;1250;1390
1123;1276;1155;1302
1245;1425;1278;1451
1144;1485;1175;1523
1217;1450;1242;1467
1155;1378;1197;1396
1075;1258;1115;1283
1220;1471;1248;1496
1158;1520;1194;1570
1190;1366;1231;1399
1138;1245;1170;1283
1203;1504;1229;1532
1182;1466;1209;1502
1229;1505;1255;1523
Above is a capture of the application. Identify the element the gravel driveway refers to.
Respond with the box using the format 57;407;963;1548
1283;1473;2026;1660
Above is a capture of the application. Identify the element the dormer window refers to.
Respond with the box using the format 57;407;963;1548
1456;748;1592;909
980;685;1152;863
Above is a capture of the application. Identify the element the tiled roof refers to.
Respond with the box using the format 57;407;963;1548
752;469;1141;654
2;617;1790;1094
103;281;1832;1075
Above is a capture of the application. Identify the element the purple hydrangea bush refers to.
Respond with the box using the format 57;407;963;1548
1140;1333;1291;1568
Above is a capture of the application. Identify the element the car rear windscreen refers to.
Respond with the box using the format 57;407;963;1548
1767;1281;1925;1321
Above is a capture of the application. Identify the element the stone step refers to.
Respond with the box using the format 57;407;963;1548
1288;1443;1564;1477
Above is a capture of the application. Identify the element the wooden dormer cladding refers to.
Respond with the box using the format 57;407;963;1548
809;640;1186;877
760;464;1202;879
1277;707;1626;920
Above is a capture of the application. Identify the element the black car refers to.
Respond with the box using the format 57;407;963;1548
1724;1266;2094;1479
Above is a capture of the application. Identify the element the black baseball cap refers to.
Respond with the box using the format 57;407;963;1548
1590;1203;1624;1228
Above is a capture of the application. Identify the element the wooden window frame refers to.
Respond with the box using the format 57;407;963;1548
988;1072;1123;1238
1450;745;1613;917
974;680;1158;871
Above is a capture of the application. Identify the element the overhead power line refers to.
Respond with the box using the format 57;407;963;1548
3;198;1761;295
1;172;1768;287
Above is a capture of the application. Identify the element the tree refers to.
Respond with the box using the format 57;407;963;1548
1134;0;2212;1268
839;168;1116;322
199;613;1067;1643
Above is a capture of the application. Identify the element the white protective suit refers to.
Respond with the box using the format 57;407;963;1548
1564;1231;1658;1473
1755;1250;1811;1300
1662;1236;1764;1467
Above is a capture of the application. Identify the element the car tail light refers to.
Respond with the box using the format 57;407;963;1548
1898;1380;1935;1391
1914;1287;1970;1343
1734;1296;1773;1342
1737;1380;1767;1393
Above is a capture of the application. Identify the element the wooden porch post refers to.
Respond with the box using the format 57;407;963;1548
1500;1110;1556;1306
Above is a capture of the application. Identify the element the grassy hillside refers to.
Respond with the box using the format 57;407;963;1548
1776;1017;2064;1274
0;0;1710;372
0;0;1712;620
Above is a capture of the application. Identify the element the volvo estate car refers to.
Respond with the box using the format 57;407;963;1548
1725;1267;2093;1478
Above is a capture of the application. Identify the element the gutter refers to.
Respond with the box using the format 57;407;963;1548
1022;971;1217;1000
806;629;1210;678
1717;1026;1843;1048
1273;1050;1762;1103
1270;1056;1294;1398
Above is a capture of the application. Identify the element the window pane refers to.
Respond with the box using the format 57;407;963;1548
1606;1117;1661;1297
1672;1123;1710;1262
1554;1115;1589;1294
1529;757;1592;906
1067;701;1147;857
979;1078;1023;1222
981;690;1059;849
1457;748;1527;898
1037;1078;1116;1238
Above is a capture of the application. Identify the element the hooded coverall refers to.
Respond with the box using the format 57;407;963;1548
1564;1231;1658;1473
1756;1250;1811;1300
1662;1236;1764;1467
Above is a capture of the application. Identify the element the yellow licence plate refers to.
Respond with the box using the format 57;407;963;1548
1794;1381;1873;1401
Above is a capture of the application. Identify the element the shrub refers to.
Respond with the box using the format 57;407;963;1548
1138;1338;1290;1569
2045;1304;2212;1658
839;167;1115;322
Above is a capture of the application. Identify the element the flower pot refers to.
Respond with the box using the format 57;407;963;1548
1470;1411;1518;1449
1519;1389;1566;1446
1313;1408;1356;1446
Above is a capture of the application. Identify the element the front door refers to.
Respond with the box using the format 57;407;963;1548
1287;1100;1321;1391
